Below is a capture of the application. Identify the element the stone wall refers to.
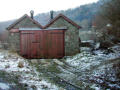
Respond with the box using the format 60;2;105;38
48;17;80;56
13;17;40;28
8;32;20;52
8;17;40;52
8;16;80;56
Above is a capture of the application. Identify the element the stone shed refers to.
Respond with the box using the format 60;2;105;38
7;13;81;58
7;14;43;52
43;14;81;55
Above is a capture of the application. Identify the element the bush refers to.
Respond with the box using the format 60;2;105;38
99;41;113;49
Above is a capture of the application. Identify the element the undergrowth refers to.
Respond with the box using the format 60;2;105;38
0;70;27;90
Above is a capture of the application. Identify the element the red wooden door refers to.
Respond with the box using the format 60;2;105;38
20;31;34;58
48;30;65;58
20;30;65;58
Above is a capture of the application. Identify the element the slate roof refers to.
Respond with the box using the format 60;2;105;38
7;14;43;30
43;14;81;29
7;13;81;30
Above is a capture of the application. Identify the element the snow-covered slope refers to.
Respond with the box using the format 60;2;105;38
65;45;120;89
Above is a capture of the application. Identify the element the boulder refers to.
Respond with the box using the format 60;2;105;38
18;61;24;68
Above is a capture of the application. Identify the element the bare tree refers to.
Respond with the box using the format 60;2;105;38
98;0;120;37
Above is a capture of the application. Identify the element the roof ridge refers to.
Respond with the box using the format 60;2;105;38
25;15;43;28
7;13;81;30
7;14;43;30
43;13;81;29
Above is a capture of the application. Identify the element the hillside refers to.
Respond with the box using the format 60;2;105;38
34;2;100;27
0;20;15;33
0;1;100;33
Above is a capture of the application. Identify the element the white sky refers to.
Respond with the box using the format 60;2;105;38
0;0;98;22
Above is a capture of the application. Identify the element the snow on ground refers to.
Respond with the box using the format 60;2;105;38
0;44;120;90
65;44;120;89
0;50;60;90
66;45;120;71
0;83;10;90
89;62;120;89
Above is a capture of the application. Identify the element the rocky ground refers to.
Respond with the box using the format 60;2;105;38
0;44;120;90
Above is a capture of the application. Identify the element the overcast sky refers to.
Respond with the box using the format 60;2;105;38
0;0;98;22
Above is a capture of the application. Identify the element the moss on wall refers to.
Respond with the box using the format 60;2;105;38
48;17;80;56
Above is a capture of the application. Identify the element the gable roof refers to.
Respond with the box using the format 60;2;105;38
7;14;43;30
7;13;81;30
43;14;81;29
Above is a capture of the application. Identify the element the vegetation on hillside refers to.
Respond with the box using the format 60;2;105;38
35;2;100;29
96;0;120;38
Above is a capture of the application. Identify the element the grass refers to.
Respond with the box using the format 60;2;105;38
0;70;27;90
28;59;84;90
27;57;120;90
28;59;75;89
32;63;63;88
46;62;62;74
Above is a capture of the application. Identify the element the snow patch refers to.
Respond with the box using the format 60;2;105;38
91;84;100;90
66;45;120;70
0;83;9;90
